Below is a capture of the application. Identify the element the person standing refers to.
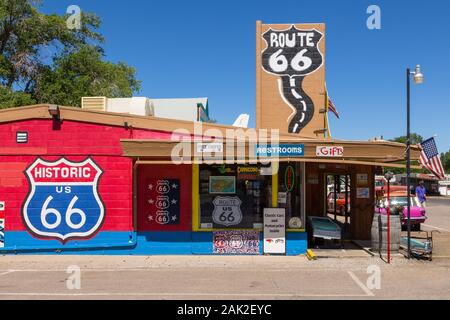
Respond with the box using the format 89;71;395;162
415;180;427;208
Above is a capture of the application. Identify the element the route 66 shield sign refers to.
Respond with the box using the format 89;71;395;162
22;158;105;242
261;26;323;77
212;196;242;227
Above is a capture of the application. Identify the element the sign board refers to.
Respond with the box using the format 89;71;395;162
256;144;304;157
263;208;286;254
196;142;223;153
146;179;180;225
212;196;242;227
316;146;344;157
256;21;326;137
278;192;287;204
357;188;370;199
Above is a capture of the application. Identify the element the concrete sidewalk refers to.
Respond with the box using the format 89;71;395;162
0;254;449;299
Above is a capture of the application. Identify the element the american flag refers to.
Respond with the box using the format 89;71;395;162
419;137;445;180
327;97;340;119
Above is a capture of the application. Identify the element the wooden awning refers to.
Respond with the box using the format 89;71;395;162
120;139;422;169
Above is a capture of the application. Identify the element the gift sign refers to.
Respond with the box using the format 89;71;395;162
316;146;344;157
146;179;180;225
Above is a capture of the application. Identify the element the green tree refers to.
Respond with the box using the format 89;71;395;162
389;133;423;145
0;0;140;109
441;150;450;174
387;133;425;174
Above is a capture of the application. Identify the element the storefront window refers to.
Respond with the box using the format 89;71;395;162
277;162;305;229
199;164;272;229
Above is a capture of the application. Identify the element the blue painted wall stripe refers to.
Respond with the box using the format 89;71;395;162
1;231;307;255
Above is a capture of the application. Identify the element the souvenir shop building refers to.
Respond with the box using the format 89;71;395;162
0;21;421;255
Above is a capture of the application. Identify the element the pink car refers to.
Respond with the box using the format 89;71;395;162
375;194;427;231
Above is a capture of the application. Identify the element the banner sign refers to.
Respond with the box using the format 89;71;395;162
316;146;344;157
263;208;286;254
22;157;105;243
256;144;304;157
146;179;180;225
212;196;242;227
213;230;260;254
196;142;223;153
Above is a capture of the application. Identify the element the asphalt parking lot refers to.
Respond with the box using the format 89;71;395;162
0;197;449;300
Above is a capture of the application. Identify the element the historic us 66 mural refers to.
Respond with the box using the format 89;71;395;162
22;158;105;243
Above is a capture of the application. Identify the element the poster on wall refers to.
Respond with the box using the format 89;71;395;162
357;174;368;186
212;196;242;227
263;208;286;255
0;217;4;248
146;179;180;225
209;176;236;194
357;188;370;199
213;230;260;255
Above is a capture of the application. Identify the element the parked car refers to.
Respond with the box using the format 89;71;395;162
375;191;426;231
327;192;350;215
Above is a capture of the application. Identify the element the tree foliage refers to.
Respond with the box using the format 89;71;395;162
389;133;423;145
387;133;425;174
0;0;140;109
441;150;450;174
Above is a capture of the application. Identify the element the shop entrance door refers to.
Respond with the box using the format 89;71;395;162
325;174;351;238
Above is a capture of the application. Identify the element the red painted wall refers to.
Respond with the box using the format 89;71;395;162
0;119;180;234
137;164;192;232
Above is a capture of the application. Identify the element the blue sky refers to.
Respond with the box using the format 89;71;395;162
41;0;450;152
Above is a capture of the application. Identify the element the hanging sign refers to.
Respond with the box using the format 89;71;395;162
196;142;223;153
284;165;295;192
256;144;304;157
316;146;344;157
22;157;105;243
147;179;180;225
263;208;286;254
212;196;242;227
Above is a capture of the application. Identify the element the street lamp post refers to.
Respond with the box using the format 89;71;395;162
406;65;424;259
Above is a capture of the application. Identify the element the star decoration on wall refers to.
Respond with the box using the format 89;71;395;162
171;199;177;204
148;184;153;190
148;199;154;204
147;215;153;221
171;183;178;189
